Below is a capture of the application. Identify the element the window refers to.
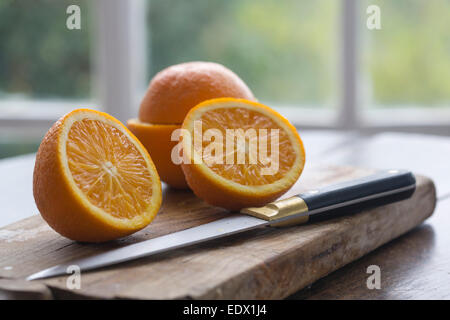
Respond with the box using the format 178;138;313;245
0;0;91;100
1;0;449;159
0;0;93;158
362;0;450;108
148;0;338;109
360;0;450;131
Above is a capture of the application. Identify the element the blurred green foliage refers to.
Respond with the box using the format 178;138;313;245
1;0;448;104
148;0;337;106
0;0;91;98
364;0;450;106
148;0;450;107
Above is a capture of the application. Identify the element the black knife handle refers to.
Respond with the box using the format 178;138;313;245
298;169;416;223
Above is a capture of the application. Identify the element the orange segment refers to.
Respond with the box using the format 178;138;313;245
181;98;305;211
33;109;162;242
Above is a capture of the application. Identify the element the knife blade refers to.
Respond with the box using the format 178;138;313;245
27;169;415;281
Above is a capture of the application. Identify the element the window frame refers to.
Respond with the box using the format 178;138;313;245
0;0;147;139
0;0;449;139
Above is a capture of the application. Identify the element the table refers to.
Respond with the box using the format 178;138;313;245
1;131;449;299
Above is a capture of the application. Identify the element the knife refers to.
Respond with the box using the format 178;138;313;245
27;169;415;281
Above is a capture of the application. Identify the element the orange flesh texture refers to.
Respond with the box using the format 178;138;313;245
196;107;296;185
67;119;154;220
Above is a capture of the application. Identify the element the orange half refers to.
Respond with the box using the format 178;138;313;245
33;109;162;242
127;120;188;188
181;98;305;210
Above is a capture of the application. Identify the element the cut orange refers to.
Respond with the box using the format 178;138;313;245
181;98;305;210
127;120;188;188
33;109;162;242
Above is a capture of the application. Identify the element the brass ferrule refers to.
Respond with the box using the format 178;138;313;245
241;196;309;227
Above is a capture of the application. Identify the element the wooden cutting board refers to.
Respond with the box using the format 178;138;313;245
0;165;436;299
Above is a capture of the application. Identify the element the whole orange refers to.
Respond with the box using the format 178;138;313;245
129;61;255;188
139;61;255;124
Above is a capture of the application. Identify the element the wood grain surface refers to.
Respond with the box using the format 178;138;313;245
289;199;450;299
0;165;436;299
